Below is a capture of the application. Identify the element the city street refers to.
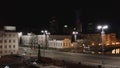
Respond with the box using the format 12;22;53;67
19;47;120;68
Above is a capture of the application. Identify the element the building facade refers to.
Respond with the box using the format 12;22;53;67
0;31;18;56
79;33;119;46
48;38;71;48
21;35;72;49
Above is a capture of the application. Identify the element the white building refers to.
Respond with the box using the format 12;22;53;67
21;35;46;47
21;35;31;46
21;35;72;49
0;31;18;56
49;35;71;48
49;39;63;48
48;38;71;48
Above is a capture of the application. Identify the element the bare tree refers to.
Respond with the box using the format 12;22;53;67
29;33;38;49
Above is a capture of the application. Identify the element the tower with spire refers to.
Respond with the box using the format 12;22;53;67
49;16;59;34
75;10;82;33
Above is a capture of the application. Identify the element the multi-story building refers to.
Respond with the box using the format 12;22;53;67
49;35;71;48
21;34;72;49
79;33;119;46
49;16;59;34
0;31;18;56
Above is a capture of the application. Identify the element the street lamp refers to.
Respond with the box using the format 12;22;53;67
41;30;50;57
18;32;23;45
41;30;50;49
97;25;108;65
72;31;78;42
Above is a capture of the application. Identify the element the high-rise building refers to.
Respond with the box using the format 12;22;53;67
49;16;59;34
87;22;95;33
75;10;82;33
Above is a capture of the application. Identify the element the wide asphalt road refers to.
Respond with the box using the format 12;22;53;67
19;47;120;68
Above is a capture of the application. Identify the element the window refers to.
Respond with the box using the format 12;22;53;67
5;50;7;53
0;45;2;48
9;45;11;48
13;40;15;43
4;45;7;48
9;40;11;43
9;34;11;37
4;40;7;43
13;34;15;37
13;45;15;48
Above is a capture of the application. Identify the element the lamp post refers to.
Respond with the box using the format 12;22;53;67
97;25;108;66
41;30;50;49
72;31;78;42
18;32;23;45
41;30;50;57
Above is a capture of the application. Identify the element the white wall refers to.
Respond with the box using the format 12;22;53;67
0;32;18;56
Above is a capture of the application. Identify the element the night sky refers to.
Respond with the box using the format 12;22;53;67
0;1;120;35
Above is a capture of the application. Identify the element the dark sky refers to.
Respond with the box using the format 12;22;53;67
0;1;120;34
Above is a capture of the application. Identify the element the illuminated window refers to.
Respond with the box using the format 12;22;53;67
116;42;120;45
106;43;110;45
92;43;95;46
99;43;102;46
112;43;115;45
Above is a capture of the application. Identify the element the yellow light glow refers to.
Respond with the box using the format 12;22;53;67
112;49;120;54
116;42;120;45
112;42;115;45
92;43;95;46
99;43;101;46
106;43;110;45
112;49;115;54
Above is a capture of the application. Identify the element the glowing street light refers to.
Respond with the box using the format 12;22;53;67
72;31;78;42
97;25;108;46
18;32;22;37
18;32;23;45
4;66;9;68
41;30;50;48
41;30;50;57
97;25;108;66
